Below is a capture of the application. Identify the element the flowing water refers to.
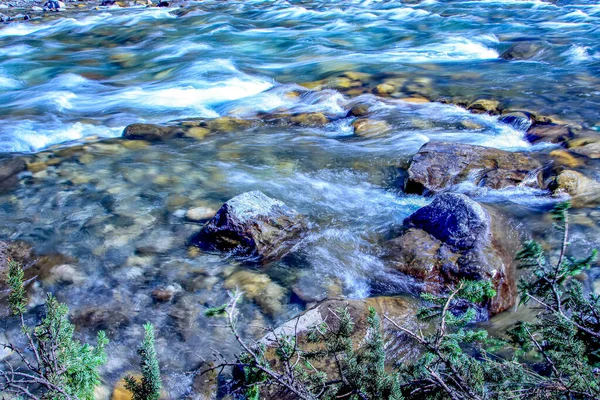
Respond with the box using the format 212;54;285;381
1;0;600;397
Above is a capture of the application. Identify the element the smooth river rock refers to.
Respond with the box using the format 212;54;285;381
190;191;306;262
387;193;517;315
404;141;544;195
123;123;184;141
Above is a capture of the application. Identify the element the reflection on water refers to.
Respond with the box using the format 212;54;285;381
1;0;600;396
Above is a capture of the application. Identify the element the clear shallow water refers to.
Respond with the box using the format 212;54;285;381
1;0;600;397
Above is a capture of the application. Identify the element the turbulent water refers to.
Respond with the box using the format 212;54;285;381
1;0;600;397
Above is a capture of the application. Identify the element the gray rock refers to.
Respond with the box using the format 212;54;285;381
190;191;306;262
404;193;489;250
404;141;544;195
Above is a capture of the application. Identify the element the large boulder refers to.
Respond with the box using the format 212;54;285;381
404;141;544;195
190;191;306;263
0;157;26;192
387;193;517;315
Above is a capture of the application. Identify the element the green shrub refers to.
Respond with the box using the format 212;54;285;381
1;260;108;400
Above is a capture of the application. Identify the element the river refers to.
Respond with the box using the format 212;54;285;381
0;0;599;397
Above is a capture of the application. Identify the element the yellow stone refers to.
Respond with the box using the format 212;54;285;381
187;246;200;258
46;157;62;166
374;83;395;95
549;150;583;168
299;80;324;90
184;127;211;140
121;140;150;150
341;71;371;81
352;119;391;138
27;161;47;173
78;154;94;165
71;175;92;185
402;97;430;104
461;120;484;130
152;175;171;185
289;113;329;126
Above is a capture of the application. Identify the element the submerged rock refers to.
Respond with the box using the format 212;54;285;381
499;111;534;131
387;193;517;314
352;118;391;137
224;270;285;316
568;137;600;159
526;124;572;144
500;42;545;61
190;191;306;262
404;141;544;195
0;157;26;192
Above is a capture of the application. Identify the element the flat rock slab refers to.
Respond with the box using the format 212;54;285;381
405;141;544;195
190;191;306;263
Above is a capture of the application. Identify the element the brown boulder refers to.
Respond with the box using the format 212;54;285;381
387;193;517;315
404;141;544;195
123;123;184;141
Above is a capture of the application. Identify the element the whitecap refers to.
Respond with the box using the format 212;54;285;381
0;121;123;153
383;37;498;63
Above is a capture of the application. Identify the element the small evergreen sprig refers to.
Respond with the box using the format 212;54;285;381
203;292;403;400
7;258;27;315
1;260;108;399
125;323;162;400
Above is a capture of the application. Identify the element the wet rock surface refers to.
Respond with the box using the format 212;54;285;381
190;191;306;262
404;141;545;195
388;193;517;314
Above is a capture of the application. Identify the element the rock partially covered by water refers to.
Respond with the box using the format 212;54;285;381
388;193;517;314
526;124;572;144
190;191;306;262
500;42;545;61
0;157;26;192
123;123;183;141
404;141;544;195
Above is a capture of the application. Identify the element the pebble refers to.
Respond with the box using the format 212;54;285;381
185;206;216;222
